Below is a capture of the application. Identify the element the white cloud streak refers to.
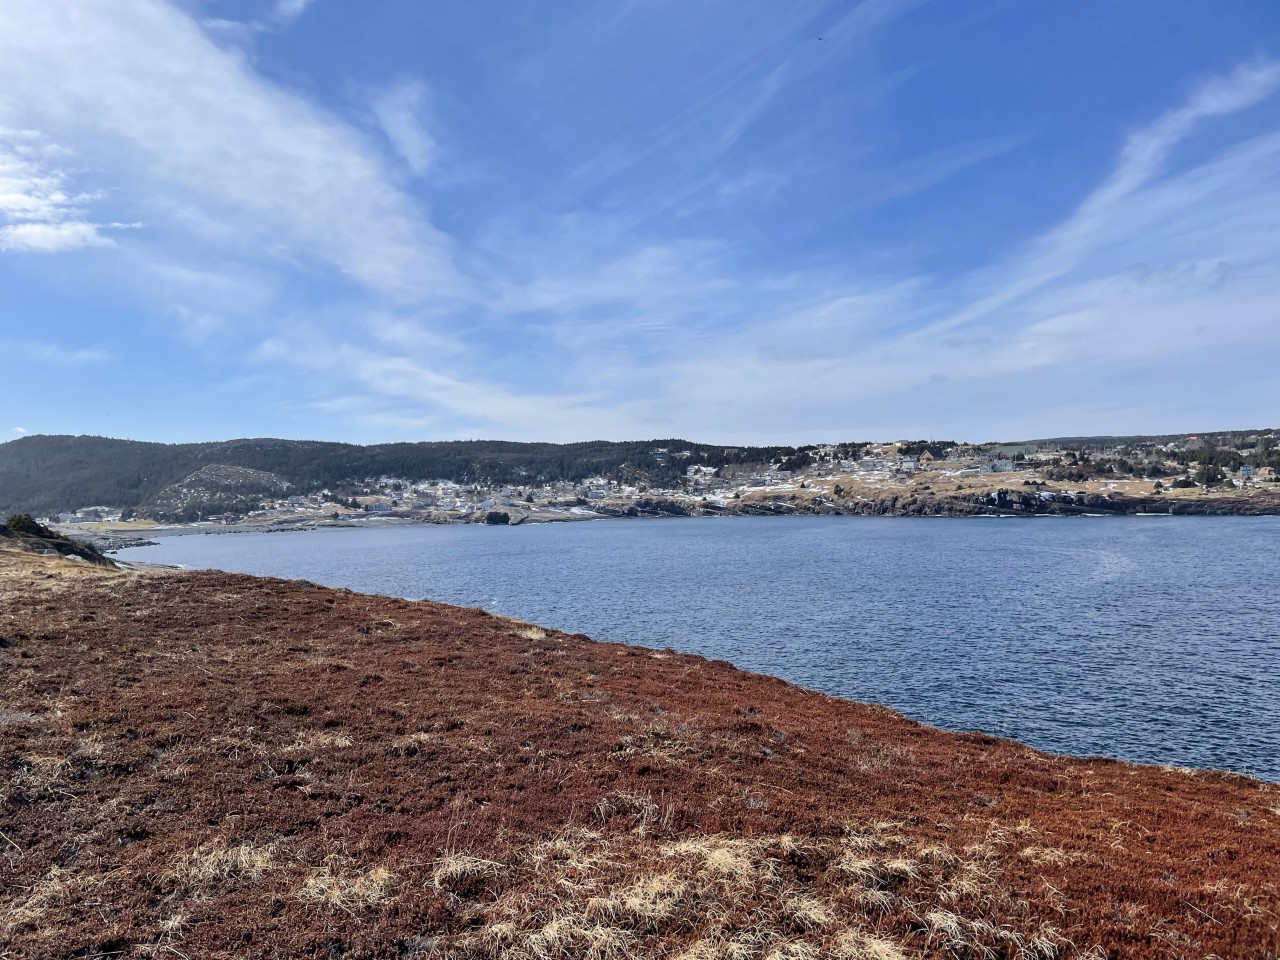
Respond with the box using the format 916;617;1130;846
0;221;111;253
371;79;435;176
0;0;458;297
273;0;315;26
0;129;113;252
200;0;316;51
417;58;1280;441
1;1;1275;443
1;340;112;365
924;58;1280;339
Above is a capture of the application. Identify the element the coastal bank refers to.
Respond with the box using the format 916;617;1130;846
1;546;1277;958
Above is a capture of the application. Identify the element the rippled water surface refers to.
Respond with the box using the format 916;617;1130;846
119;516;1280;780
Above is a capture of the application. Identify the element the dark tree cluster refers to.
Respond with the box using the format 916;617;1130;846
897;440;953;457
0;435;815;517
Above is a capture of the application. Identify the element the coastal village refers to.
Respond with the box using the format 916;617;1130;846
45;431;1280;538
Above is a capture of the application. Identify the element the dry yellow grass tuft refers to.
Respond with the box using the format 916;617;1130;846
295;857;397;912
0;866;101;942
492;612;557;643
9;752;74;797
280;730;354;754
169;840;276;898
389;730;437;757
663;836;767;881
432;822;1074;959
431;853;503;893
0;545;125;592
594;790;675;837
831;930;910;959
1020;844;1077;866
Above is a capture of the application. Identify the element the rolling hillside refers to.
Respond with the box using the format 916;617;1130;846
0;434;793;517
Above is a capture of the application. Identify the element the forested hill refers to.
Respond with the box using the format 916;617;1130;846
0;434;797;517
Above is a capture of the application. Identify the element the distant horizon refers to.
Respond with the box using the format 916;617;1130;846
4;425;1276;451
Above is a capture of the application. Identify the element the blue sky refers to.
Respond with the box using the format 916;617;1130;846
2;0;1279;444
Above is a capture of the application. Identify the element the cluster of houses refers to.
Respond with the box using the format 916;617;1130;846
51;506;121;524
262;474;647;520
226;435;1273;524
1241;464;1279;480
794;444;1019;480
38;432;1279;528
795;435;1279;489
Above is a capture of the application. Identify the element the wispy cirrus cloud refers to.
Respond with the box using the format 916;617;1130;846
924;58;1280;340
272;0;316;27
370;79;435;177
2;339;113;365
630;59;1280;440
1;1;1276;444
0;0;932;442
401;56;1280;441
202;0;317;46
849;135;1027;211
259;64;1280;443
530;0;918;218
254;331;628;438
0;0;457;298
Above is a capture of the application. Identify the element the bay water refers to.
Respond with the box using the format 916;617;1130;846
118;516;1280;781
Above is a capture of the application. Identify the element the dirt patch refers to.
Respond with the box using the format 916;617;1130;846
1;562;1277;958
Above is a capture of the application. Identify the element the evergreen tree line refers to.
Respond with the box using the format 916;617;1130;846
0;434;814;516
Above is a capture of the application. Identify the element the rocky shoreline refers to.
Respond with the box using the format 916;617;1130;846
69;486;1280;553
564;487;1280;520
726;487;1280;518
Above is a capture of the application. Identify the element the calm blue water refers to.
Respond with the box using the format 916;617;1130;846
118;516;1280;781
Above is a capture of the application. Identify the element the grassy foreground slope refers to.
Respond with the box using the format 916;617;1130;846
1;552;1277;959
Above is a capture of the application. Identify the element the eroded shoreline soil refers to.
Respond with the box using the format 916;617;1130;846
1;551;1277;958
